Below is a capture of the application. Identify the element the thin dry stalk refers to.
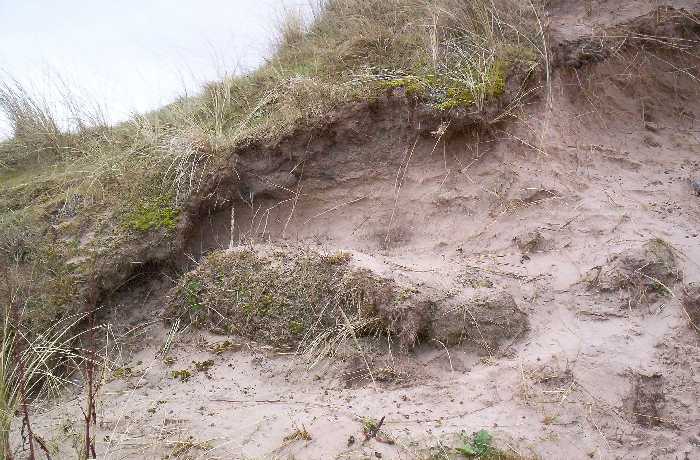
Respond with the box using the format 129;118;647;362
81;306;99;459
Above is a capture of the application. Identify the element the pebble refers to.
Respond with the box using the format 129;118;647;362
691;178;700;196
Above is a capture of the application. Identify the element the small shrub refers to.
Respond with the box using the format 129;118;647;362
210;340;240;355
456;430;493;457
455;430;527;459
362;417;381;437
171;369;192;382
193;360;214;372
284;425;312;442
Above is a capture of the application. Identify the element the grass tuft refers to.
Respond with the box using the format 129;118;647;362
164;246;393;354
0;300;85;456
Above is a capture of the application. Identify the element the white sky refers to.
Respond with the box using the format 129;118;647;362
0;0;308;137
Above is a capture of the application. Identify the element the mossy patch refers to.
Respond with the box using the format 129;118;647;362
122;196;179;232
171;369;192;382
193;359;215;372
381;59;511;111
210;340;242;354
380;76;430;97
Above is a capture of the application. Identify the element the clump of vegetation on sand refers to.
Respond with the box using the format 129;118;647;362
165;246;412;359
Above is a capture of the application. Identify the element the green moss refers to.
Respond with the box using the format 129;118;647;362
123;196;179;232
289;320;304;335
484;60;507;98
112;367;134;379
211;340;239;355
193;360;215;372
436;87;475;110
380;76;429;97
171;369;192;382
381;59;510;112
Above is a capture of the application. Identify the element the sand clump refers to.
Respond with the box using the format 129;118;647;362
432;289;528;354
625;373;666;428
681;283;700;332
165;246;412;351
165;245;528;358
587;239;681;306
513;229;548;254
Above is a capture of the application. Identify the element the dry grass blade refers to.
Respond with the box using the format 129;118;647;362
0;302;88;457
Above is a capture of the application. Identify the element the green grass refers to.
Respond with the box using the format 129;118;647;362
417;430;533;459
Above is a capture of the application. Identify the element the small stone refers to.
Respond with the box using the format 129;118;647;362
645;122;660;132
690;179;700;196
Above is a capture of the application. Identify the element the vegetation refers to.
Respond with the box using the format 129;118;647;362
165;246;396;358
171;369;192;382
210;339;240;355
362;417;383;438
414;430;533;459
283;425;312;443
0;301;84;457
165;436;213;458
122;196;179;232
192;359;214;372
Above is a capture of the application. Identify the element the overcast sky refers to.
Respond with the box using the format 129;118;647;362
0;0;307;137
